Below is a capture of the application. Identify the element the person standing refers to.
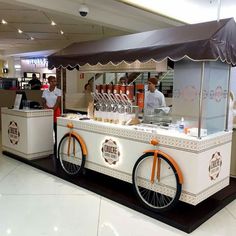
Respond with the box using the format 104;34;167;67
144;77;166;113
28;73;42;90
42;76;62;155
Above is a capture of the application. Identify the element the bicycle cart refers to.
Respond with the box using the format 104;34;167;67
57;116;231;212
49;19;236;212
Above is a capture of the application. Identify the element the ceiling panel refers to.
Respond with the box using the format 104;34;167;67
10;23;59;33
0;0;182;57
0;10;49;24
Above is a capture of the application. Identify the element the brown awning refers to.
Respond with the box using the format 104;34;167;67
48;18;236;69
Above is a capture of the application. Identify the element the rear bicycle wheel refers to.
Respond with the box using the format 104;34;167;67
58;133;86;176
132;152;182;212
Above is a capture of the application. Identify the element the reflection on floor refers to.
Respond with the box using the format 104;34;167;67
0;149;235;235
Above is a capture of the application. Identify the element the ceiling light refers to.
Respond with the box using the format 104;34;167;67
1;19;7;24
60;30;64;35
18;29;23;34
51;20;56;26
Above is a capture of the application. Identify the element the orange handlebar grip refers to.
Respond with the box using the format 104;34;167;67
67;122;74;129
150;139;159;146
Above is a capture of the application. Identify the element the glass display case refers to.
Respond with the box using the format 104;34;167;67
172;60;229;137
142;60;230;138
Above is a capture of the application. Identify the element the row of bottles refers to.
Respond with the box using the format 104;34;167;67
95;83;145;112
92;92;139;125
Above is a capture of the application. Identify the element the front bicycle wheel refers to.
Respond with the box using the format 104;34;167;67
132;152;182;212
58;133;86;176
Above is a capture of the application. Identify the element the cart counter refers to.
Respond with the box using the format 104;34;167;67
57;117;232;205
1;107;53;160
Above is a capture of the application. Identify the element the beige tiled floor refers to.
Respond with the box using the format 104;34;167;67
0;137;235;235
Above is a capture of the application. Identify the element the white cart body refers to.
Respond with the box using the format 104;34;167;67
57;117;232;205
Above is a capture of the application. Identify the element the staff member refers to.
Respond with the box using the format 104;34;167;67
42;76;62;154
28;73;41;90
145;77;166;112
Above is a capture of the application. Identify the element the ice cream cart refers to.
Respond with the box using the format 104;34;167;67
48;18;236;211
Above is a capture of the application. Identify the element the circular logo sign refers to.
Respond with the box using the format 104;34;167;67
101;139;120;165
209;152;222;180
182;85;197;102
8;121;20;145
214;86;223;102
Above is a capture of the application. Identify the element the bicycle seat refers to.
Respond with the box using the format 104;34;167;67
150;138;159;146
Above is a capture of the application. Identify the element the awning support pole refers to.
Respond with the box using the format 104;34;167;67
198;62;205;139
225;65;231;131
61;68;64;113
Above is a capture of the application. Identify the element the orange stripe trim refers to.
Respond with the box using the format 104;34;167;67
67;132;72;156
150;150;158;183
71;131;88;156
144;150;183;184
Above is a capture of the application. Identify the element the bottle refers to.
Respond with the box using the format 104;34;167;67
179;117;185;133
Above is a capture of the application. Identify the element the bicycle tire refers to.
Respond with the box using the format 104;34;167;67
58;133;86;176
132;152;182;212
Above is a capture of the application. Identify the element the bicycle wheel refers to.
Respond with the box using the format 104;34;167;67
58;133;86;176
132;152;182;212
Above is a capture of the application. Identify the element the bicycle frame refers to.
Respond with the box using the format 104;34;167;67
144;148;184;185
66;123;88;156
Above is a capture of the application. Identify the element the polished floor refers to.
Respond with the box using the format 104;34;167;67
0;152;235;235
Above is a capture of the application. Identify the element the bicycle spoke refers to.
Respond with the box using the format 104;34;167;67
58;135;85;176
133;153;181;211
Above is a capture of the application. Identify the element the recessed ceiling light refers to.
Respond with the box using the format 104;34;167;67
60;30;64;35
18;29;23;34
51;20;56;26
1;19;7;24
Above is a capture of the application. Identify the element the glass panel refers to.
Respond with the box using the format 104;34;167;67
171;60;201;131
202;61;229;135
171;60;229;137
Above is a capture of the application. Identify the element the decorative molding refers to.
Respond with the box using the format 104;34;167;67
180;177;229;205
2;145;53;160
57;118;232;153
86;160;229;205
1;108;53;118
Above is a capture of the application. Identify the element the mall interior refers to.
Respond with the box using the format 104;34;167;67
0;0;236;235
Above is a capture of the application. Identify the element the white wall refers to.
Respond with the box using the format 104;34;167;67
66;70;79;93
66;70;96;93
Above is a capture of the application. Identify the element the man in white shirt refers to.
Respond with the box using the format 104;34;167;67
42;76;62;155
144;77;166;114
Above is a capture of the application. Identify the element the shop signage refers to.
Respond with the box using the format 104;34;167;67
101;139;120;165
209;152;222;180
8;121;20;145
